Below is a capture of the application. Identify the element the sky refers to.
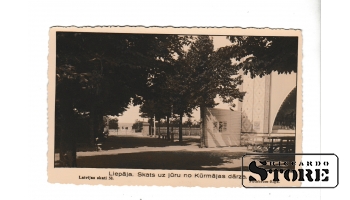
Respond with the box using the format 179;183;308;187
117;36;237;123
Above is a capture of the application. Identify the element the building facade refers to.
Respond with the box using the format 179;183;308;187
203;71;297;148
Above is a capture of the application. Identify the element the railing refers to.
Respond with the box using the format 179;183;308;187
155;127;201;136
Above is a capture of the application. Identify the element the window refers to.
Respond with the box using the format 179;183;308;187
214;121;227;133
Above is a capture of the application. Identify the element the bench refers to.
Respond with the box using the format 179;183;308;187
158;134;167;140
265;137;295;153
246;136;268;152
248;136;295;153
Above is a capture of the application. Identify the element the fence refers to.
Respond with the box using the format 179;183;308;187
155;127;201;136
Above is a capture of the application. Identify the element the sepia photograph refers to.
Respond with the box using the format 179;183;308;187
7;0;341;198
48;27;302;186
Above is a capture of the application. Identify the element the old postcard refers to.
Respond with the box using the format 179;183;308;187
48;26;303;187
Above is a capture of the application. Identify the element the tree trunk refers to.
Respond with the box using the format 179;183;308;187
158;121;161;138
166;115;170;140
59;126;65;163
90;110;100;142
148;118;152;136
179;114;183;143
200;106;206;148
60;131;77;167
59;105;77;167
89;110;96;146
171;118;174;142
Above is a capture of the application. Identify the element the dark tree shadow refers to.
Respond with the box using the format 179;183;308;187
74;150;247;171
77;135;201;152
71;135;201;152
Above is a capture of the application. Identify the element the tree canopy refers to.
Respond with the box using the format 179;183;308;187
182;36;245;109
56;33;188;117
138;36;246;142
227;36;298;78
55;32;189;166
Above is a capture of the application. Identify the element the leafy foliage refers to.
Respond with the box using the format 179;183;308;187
227;36;298;78
109;118;119;129
55;32;188;165
181;36;245;109
56;33;186;116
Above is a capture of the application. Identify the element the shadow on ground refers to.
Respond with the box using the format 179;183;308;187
76;150;247;171
98;135;200;151
58;135;296;171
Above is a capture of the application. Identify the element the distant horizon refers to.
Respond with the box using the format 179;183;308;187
116;97;239;124
115;105;201;124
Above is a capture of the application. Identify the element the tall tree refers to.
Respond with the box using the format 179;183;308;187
166;57;196;142
138;36;191;140
181;36;245;147
56;32;186;166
